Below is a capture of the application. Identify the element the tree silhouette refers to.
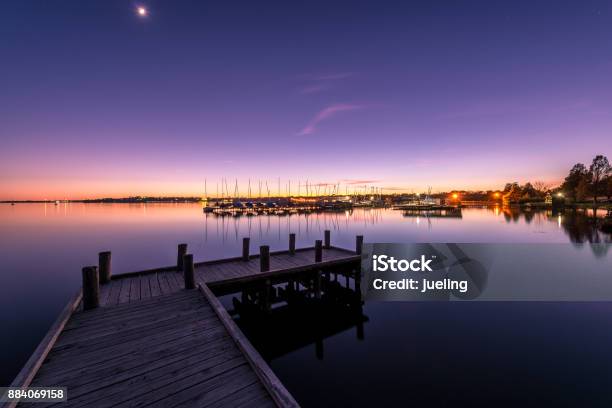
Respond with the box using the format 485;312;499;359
589;155;611;204
561;163;589;201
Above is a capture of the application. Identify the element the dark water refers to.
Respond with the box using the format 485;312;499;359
234;294;612;407
222;249;612;407
0;203;610;397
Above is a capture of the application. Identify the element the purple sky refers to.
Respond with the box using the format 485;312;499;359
1;1;611;199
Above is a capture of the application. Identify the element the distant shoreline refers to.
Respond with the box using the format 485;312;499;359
0;197;204;204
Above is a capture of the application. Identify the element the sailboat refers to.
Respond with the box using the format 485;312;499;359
202;179;215;213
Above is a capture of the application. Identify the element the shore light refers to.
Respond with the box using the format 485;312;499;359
452;193;458;199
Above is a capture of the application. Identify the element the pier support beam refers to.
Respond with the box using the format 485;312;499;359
242;237;250;261
260;245;270;272
183;254;195;289
98;251;112;284
324;230;331;248
315;240;322;262
314;270;322;299
289;233;296;255
82;266;99;310
356;235;364;255
177;243;188;272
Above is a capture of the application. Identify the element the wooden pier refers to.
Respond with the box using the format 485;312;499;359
7;233;363;408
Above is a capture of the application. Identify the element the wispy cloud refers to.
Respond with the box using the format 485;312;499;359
340;179;381;185
309;72;354;81
299;84;329;95
297;72;355;94
298;104;363;135
298;72;355;81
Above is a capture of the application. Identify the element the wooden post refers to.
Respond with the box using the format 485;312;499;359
314;270;322;299
82;266;99;310
289;233;296;255
315;240;322;262
183;254;195;289
242;237;250;261
98;251;111;284
355;235;364;255
177;243;188;272
324;230;331;248
260;245;270;272
355;267;362;297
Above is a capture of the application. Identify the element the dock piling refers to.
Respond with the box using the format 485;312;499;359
260;245;270;272
183;254;195;289
356;235;364;255
315;240;323;262
98;251;112;284
82;266;99;310
324;230;331;248
289;233;296;255
177;243;188;272
242;237;250;261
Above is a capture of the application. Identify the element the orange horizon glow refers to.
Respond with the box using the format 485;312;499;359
0;177;563;201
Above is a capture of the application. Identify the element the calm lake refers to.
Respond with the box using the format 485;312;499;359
1;203;611;405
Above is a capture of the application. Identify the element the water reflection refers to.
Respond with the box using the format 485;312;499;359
221;269;366;361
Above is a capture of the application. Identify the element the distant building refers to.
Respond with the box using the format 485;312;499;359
545;192;553;206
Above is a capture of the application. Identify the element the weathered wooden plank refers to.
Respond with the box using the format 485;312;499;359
53;305;215;350
205;382;276;408
54;340;240;404
58;305;217;346
99;280;113;306
118;277;132;304
140;274;152;299
63;296;204;330
105;278;122;306
166;270;184;292
148;364;260;408
60;298;212;336
96;358;249;407
69;290;196;322
37;319;224;378
35;330;232;390
149;272;162;297
199;284;300;408
157;272;172;295
129;275;141;302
